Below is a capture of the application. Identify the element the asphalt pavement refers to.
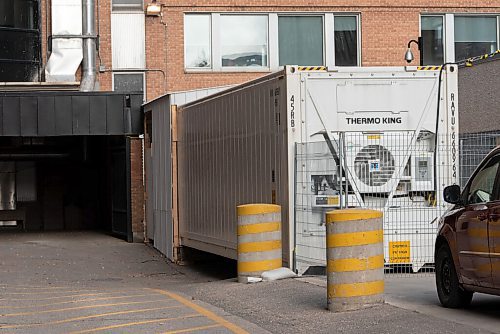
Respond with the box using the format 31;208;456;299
1;231;499;334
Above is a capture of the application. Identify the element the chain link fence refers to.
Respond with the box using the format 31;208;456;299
294;131;500;276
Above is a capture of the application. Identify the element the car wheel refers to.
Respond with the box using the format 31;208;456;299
435;244;473;308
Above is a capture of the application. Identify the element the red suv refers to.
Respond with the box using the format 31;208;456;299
436;146;500;308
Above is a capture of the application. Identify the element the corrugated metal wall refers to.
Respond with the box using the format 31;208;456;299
143;86;233;260
144;97;171;257
177;73;290;262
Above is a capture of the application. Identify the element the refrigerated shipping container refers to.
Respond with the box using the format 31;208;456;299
143;86;232;260
164;65;459;272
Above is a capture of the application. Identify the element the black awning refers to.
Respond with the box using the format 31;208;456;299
0;91;143;136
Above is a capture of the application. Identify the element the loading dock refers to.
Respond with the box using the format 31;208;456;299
0;90;143;240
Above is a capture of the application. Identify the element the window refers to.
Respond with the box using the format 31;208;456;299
220;15;268;67
113;73;144;93
467;156;500;204
112;0;143;11
184;15;211;68
184;13;360;71
454;16;498;61
278;16;324;66
421;16;444;65
334;16;358;66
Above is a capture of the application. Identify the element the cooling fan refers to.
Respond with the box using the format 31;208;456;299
354;144;396;187
345;133;412;193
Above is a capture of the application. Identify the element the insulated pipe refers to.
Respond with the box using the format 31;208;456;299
80;0;98;91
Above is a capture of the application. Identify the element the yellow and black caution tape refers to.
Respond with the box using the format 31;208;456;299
297;66;327;71
461;49;500;67
417;66;442;71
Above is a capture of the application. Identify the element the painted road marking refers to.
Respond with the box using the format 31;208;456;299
0;284;71;290
0;293;157;310
0;299;174;317
67;314;202;334
0;305;185;329
149;289;249;334
161;324;223;334
0;291;135;302
0;287;253;334
0;288;141;295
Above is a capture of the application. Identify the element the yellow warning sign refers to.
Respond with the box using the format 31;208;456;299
327;196;340;205
389;241;411;263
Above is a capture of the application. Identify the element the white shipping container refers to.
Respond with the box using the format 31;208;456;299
174;65;459;272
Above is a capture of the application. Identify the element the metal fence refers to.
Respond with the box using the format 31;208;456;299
460;132;500;187
294;131;499;275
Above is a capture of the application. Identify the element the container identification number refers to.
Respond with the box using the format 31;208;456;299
290;95;295;128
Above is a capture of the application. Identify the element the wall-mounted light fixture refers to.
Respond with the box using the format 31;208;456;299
146;0;162;16
404;37;423;65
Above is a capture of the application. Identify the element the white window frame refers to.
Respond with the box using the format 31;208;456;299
274;13;326;70
421;13;500;63
184;14;213;70
330;14;362;67
184;12;361;73
219;13;270;71
419;14;447;64
112;72;146;99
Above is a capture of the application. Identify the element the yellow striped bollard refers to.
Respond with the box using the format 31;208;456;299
237;204;282;283
326;209;384;312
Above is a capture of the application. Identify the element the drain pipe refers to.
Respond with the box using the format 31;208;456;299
80;0;98;91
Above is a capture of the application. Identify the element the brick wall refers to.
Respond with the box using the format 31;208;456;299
36;1;498;98
142;2;499;100
129;137;145;242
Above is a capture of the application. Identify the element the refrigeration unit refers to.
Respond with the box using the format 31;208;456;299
175;65;459;273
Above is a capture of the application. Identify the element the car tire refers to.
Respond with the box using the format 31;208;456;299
435;244;473;308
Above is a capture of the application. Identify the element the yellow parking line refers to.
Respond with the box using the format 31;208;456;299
0;288;137;296
161;324;222;334
0;305;184;329
0;291;129;302
0;293;157;310
0;285;70;290
1;299;173;317
68;314;201;334
149;289;249;334
1;289;106;295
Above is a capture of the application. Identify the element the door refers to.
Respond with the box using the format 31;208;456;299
456;154;500;287
109;137;132;242
488;203;500;287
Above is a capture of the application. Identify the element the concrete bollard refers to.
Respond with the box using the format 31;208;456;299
237;204;282;283
326;208;384;312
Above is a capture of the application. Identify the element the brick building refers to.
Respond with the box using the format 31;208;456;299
1;0;498;243
142;1;500;100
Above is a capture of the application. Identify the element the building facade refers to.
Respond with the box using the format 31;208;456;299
142;1;500;99
1;0;499;243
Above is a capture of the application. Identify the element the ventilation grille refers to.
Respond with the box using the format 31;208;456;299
353;145;396;187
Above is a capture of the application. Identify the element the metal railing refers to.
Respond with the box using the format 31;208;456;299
294;131;499;276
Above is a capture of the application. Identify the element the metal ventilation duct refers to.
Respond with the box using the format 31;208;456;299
45;0;83;82
80;0;98;91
